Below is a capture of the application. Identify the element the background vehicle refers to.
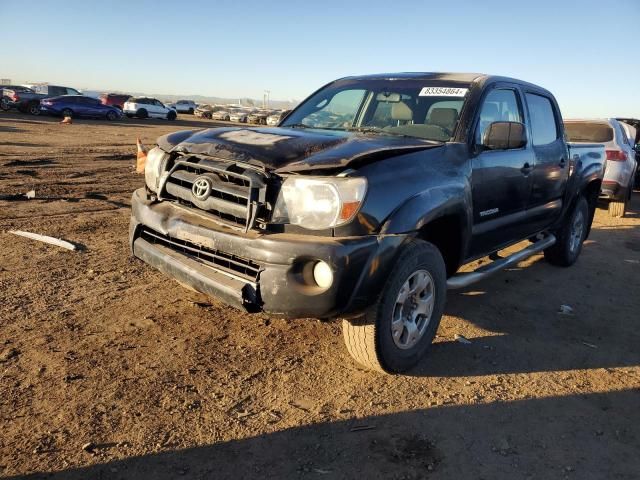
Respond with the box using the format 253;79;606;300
130;72;605;374
211;109;230;121
123;97;177;120
248;110;277;124
99;93;131;110
565;119;637;217
194;104;213;118
25;84;82;96
40;95;122;120
166;100;197;114
617;118;640;188
266;109;290;126
0;86;46;115
229;109;253;123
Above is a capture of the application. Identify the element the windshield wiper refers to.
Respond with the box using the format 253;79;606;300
284;123;310;129
346;126;413;138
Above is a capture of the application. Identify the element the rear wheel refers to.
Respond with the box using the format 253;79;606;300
136;108;148;119
167;110;177;121
28;102;41;115
342;239;446;373
544;196;589;266
106;110;118;121
61;108;73;118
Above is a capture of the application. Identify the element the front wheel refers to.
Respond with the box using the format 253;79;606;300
106;110;118;121
544;195;589;266
167;110;177;121
0;97;10;111
342;239;446;373
61;108;73;118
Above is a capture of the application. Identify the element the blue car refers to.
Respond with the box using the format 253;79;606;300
40;95;122;120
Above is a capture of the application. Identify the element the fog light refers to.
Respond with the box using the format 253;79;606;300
313;261;333;289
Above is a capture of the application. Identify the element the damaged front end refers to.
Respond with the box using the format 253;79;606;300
130;126;422;317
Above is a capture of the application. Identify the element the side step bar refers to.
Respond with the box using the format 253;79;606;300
447;234;556;290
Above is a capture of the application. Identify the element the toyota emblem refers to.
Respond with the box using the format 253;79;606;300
192;176;212;201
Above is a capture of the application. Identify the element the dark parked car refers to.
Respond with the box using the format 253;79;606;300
130;72;605;373
0;86;47;115
99;93;131;110
40;95;122;120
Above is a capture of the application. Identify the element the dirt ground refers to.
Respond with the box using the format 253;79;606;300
1;111;639;480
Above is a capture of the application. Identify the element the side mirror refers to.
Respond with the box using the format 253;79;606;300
482;121;527;150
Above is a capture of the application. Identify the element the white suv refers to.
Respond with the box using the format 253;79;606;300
123;97;177;120
167;100;197;114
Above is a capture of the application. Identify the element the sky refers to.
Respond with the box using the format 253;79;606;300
1;0;638;117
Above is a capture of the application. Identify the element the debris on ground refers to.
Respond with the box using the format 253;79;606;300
454;334;472;344
8;230;78;251
25;190;36;199
136;138;148;173
350;425;376;432
582;341;598;349
81;442;95;453
0;347;20;363
558;304;574;315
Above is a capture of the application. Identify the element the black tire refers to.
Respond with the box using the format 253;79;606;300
167;110;177;121
136;108;148;119
106;110;118;121
28;102;41;116
0;97;10;111
61;108;73;118
188;108;194;115
342;239;447;373
544;196;589;267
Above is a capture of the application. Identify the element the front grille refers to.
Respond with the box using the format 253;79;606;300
161;157;268;231
139;228;261;282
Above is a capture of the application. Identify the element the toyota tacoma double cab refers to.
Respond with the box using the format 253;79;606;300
130;72;605;373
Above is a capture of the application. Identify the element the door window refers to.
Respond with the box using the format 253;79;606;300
477;89;522;142
525;93;558;146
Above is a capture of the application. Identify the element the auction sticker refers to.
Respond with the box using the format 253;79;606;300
419;87;468;97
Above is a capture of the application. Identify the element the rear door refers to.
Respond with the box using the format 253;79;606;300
470;85;536;256
522;92;568;231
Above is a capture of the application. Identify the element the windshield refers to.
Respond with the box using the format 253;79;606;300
281;79;470;141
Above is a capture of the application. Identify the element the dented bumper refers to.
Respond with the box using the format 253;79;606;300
129;189;407;318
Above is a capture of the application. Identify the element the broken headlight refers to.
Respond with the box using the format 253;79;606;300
272;176;367;230
144;147;170;193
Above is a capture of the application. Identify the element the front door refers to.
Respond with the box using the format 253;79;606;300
523;92;568;232
470;86;535;257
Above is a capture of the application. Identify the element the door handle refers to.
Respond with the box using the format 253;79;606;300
521;162;532;174
559;158;566;168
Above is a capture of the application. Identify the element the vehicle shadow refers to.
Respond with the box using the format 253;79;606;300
411;193;640;377
9;389;640;479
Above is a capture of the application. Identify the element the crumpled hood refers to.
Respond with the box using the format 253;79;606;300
157;127;442;173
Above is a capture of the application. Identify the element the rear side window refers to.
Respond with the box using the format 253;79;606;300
564;122;613;143
526;93;558;145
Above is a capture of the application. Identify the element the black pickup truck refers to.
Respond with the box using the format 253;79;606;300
130;72;605;373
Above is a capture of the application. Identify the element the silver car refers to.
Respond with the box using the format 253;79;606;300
565;119;637;217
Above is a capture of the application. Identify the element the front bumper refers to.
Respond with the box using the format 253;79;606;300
129;188;407;318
